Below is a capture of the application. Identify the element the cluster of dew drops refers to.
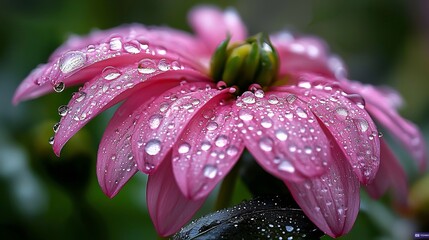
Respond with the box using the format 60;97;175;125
47;35;185;146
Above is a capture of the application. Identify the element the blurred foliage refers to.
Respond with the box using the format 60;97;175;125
1;0;428;239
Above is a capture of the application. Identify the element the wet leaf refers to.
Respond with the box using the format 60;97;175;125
173;195;324;239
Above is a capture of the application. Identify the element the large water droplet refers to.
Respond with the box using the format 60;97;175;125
138;59;157;74
58;105;69;116
206;121;218;131
259;137;273;152
109;37;122;51
275;129;288;141
335;107;348;119
296;107;308;118
226;146;238;156
238;109;253;121
53;122;60;133
158;59;170;71
241;91;256;104
268;95;279;104
254;89;264;98
215;135;228;147
148;114;163;129
286;94;297;104
53;82;65;93
278;159;295;173
145;139;161;155
203;165;217;179
260;118;273;128
48;136;55;145
102;66;121;80
354;118;369;132
201;141;211;151
74;91;86;102
124;42;141;54
178;142;191;154
59;51;86;73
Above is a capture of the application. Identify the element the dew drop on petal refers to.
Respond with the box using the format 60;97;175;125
59;51;86;74
144;139;161;155
109;37;122;51
102;66;122;81
260;118;273;128
241;91;256;104
53;122;60;133
275;129;288;141
289;145;297;153
335;107;348;118
206;121;218;131
268;95;279;104
158;59;170;71
296;107;308;118
304;146;312;154
259;137;273;152
354;118;369;132
201;141;211;151
286;225;294;232
254;89;264;98
178;142;191;154
74;91;86;102
226;146;238;156
278;159;295;173
48;136;54;145
216;81;227;89
238;109;254;121
215;135;228;147
53;82;65;93
138;59;157;74
286;94;297;104
148;114;163;129
203;165;217;179
58;105;69;116
124;42;141;54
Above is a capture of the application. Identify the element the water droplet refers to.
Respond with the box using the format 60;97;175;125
268;95;279;104
53;122;60;133
216;81;227;89
298;81;311;89
138;59;157;74
254;89;264;98
260;118;273;128
59;51;86;73
203;165;217;179
226;146;238;156
124;42;141;54
289;145;297;153
259;137;273;152
335;107;348;118
144;139;161;155
275;129;288;141
286;225;294;232
171;61;182;70
102;66;121;80
109;37;122;51
58;105;69;116
238;109;253;121
178;142;191;154
215;135;228;147
156;47;167;55
48;136;54;145
201;142;211;151
74;91;86;102
354;118;369;132
278;159;295;173
296;107;308;118
286;94;297;104
241;91;256;104
53;82;65;93
378;131;383;138
158;59;170;71
148;114;163;129
206;121;218;131
304;146;312;154
159;102;169;112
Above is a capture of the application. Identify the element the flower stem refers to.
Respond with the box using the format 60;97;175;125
214;161;241;211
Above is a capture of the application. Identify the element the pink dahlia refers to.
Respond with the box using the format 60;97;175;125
13;6;427;238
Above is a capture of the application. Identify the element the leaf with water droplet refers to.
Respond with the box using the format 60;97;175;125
173;195;323;239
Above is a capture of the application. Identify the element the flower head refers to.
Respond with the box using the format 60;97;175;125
13;6;427;238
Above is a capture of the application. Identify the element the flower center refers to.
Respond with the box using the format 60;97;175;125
210;33;279;93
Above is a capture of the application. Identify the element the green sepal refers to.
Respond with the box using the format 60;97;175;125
210;36;231;81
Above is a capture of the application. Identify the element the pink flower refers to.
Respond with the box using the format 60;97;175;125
13;6;427;238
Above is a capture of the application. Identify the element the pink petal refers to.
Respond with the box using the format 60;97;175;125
286;75;380;184
189;6;247;52
172;94;244;200
271;32;347;80
132;83;228;174
234;90;331;182
285;140;360;238
97;80;181;198
13;24;206;104
53;68;208;156
366;140;408;206
342;80;427;170
147;154;206;237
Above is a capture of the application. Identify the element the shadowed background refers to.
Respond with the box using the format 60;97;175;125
1;0;428;239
